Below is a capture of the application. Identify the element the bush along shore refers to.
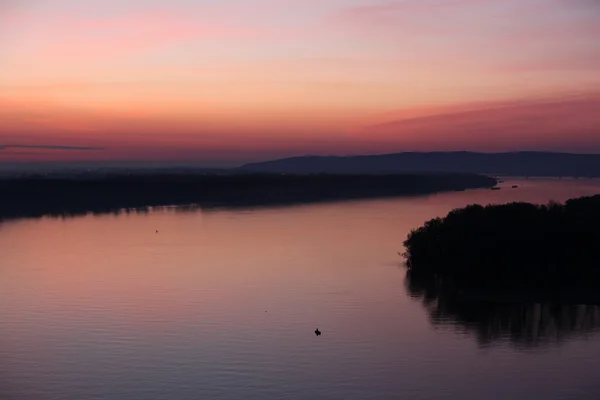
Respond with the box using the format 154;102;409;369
402;195;600;293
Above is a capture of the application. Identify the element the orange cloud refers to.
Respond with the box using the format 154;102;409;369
3;92;600;163
365;93;600;152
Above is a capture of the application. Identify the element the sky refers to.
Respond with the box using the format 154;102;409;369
1;0;599;165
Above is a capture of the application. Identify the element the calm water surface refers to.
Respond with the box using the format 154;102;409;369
2;179;600;400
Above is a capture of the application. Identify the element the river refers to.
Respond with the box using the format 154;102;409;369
1;178;600;399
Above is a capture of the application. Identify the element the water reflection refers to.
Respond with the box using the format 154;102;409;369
0;204;200;223
405;270;600;349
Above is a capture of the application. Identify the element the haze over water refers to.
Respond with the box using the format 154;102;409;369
2;179;600;400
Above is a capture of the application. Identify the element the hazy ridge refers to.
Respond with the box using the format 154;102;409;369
239;152;600;177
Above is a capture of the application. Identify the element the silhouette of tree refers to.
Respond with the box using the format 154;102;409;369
403;195;600;289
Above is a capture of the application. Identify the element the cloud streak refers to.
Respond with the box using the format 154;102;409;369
0;145;105;151
365;93;600;152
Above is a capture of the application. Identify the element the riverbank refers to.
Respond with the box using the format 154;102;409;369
0;173;496;220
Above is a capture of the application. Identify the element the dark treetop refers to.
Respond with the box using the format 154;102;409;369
402;195;600;290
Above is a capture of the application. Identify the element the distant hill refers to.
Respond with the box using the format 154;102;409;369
238;152;600;177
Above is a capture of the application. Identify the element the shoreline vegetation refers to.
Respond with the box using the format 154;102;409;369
402;195;600;295
403;195;600;346
0;173;496;221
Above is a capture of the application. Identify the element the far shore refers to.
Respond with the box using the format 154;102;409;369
0;172;496;221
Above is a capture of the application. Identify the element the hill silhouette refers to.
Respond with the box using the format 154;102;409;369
239;151;600;177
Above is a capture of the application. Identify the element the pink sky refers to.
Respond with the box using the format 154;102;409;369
1;0;599;164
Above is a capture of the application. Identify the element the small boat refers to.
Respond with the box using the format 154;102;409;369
512;185;518;188
491;187;501;191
